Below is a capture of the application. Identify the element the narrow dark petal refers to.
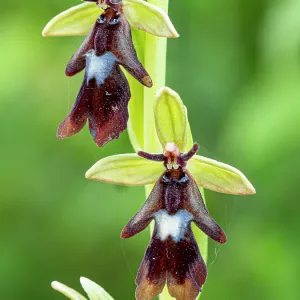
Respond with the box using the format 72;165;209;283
181;143;199;162
93;9;152;87
137;151;165;162
184;171;227;244
121;177;164;238
65;25;97;76
113;14;152;87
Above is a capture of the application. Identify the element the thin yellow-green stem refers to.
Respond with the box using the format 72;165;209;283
143;0;168;154
139;1;207;299
143;1;172;299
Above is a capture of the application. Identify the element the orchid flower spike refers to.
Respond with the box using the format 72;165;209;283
57;6;152;147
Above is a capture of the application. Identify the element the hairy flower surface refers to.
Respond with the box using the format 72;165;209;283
122;142;226;300
86;87;256;299
57;7;152;147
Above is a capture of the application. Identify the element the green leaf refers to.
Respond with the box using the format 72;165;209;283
80;277;114;300
51;281;87;300
42;3;102;37
42;1;178;38
85;154;164;186
154;87;187;152
188;155;256;195
123;0;179;38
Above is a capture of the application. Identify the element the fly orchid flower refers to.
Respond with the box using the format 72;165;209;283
42;1;178;146
57;6;152;146
122;142;226;300
85;87;256;299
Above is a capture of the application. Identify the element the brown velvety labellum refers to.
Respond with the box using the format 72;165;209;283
58;8;152;147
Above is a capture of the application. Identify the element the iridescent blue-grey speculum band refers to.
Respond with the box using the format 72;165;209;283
122;143;226;300
57;3;152;147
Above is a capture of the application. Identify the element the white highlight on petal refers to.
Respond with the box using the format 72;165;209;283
154;209;193;243
86;50;116;87
80;277;114;300
51;281;87;300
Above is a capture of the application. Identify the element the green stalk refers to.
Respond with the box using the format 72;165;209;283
143;0;168;153
143;1;171;299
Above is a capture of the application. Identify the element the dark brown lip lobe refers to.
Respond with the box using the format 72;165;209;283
122;167;226;300
57;7;152;147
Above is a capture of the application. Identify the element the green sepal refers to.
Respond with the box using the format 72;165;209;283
188;155;256;195
123;0;179;38
154;87;188;152
42;1;178;38
85;154;164;186
42;3;102;37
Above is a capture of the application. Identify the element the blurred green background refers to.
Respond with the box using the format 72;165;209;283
1;0;300;299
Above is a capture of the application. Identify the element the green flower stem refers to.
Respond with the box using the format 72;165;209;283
143;1;171;299
143;0;168;154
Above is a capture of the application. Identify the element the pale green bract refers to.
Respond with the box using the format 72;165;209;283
154;87;187;152
42;1;179;38
51;277;114;300
85;153;164;186
188;156;256;195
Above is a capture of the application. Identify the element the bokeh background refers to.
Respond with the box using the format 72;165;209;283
1;0;300;299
